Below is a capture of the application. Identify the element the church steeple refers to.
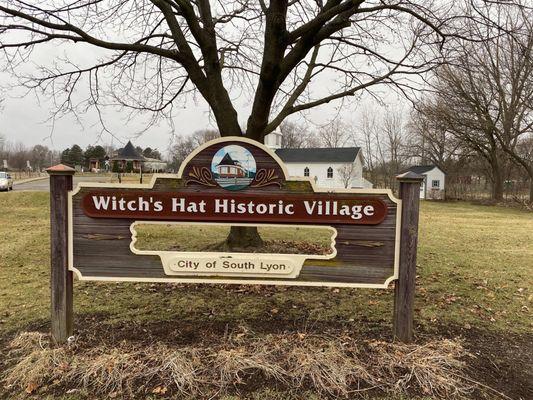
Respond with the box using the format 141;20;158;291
264;131;282;149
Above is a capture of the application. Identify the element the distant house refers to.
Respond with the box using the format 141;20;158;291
89;156;109;172
88;158;103;172
215;153;246;178
143;157;167;173
109;141;168;173
264;131;373;189
404;165;446;199
110;141;144;172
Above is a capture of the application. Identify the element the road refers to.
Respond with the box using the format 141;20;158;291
13;175;113;191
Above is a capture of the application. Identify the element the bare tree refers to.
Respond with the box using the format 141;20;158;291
337;163;357;188
0;134;6;155
0;1;504;139
190;129;219;147
279;121;319;148
30;144;52;171
0;0;513;246
169;134;195;171
0;133;8;169
354;105;410;188
415;79;509;200
482;8;533;201
317;119;350;148
7;142;30;170
406;108;464;171
354;108;379;184
415;5;533;201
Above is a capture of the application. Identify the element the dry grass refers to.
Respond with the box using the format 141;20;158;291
4;333;68;393
74;348;140;394
211;346;287;389
367;340;472;398
2;330;477;399
287;338;365;396
146;345;200;395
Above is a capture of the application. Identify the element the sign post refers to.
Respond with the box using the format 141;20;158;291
47;164;75;344
46;137;424;344
393;171;424;342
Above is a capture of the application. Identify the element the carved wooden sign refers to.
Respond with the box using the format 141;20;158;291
69;137;401;288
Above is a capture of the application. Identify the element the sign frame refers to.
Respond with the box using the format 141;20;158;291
67;137;402;288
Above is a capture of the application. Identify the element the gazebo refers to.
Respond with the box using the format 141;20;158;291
110;141;144;172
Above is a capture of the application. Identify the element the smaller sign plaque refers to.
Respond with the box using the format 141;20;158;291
163;255;300;278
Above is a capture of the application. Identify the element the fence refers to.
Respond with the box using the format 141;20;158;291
446;177;530;202
11;171;47;181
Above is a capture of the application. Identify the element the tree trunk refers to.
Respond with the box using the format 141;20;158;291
492;168;504;201
526;165;533;204
488;153;504;201
226;226;264;251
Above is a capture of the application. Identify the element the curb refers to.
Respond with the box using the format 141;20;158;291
13;176;48;185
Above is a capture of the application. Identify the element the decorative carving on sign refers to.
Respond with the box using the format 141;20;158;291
250;168;281;188
186;166;216;187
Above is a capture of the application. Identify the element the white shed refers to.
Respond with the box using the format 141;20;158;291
405;165;446;199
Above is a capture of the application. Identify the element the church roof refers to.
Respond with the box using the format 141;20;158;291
275;147;360;163
217;153;238;166
110;141;144;161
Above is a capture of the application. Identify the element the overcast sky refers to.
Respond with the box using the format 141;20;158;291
0;7;408;156
1;67;388;155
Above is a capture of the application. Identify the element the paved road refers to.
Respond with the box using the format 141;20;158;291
13;176;112;191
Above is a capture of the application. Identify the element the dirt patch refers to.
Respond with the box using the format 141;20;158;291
416;325;533;400
462;329;532;399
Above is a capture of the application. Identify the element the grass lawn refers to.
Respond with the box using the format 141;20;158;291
0;191;531;399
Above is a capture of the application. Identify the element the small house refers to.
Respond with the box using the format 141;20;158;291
143;157;167;173
404;165;446;199
88;158;101;172
216;153;246;178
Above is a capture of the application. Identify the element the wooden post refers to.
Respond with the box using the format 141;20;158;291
393;171;424;342
46;164;75;344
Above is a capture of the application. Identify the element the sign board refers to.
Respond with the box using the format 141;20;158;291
68;137;401;288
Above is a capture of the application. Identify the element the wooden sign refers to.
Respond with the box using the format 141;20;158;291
47;138;424;345
68;137;401;288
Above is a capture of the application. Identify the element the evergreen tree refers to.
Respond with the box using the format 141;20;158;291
60;149;71;166
69;145;84;166
93;145;107;161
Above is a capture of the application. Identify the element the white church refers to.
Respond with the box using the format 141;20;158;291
264;131;373;189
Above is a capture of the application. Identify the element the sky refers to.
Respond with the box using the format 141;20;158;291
1;83;216;152
1;64;402;156
1;74;388;157
0;4;412;157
